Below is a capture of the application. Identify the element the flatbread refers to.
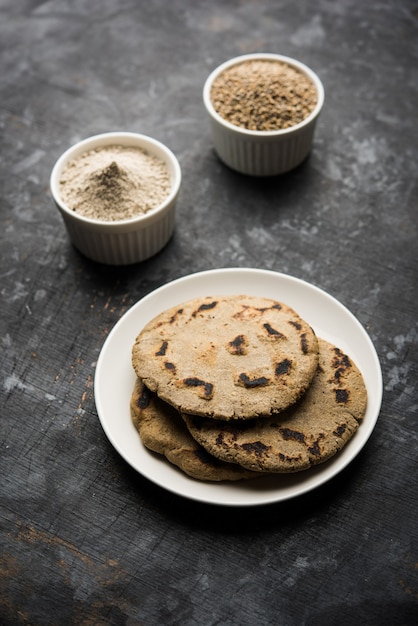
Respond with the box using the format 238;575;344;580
182;338;367;473
132;295;319;420
130;378;263;481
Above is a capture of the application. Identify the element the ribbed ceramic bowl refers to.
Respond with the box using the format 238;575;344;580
50;132;181;265
203;53;325;176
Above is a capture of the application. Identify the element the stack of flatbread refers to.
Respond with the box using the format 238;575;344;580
130;295;367;481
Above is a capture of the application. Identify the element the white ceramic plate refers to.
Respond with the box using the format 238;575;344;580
94;268;382;507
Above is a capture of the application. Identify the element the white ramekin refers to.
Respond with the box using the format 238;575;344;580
50;132;181;265
203;53;325;176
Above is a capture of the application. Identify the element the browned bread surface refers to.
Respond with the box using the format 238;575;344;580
182;338;367;473
130;377;264;481
132;295;319;420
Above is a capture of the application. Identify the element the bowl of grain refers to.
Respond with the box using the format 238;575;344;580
50;132;181;265
203;53;325;176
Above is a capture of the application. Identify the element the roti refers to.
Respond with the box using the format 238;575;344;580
132;295;319;420
130;378;264;481
182;338;367;473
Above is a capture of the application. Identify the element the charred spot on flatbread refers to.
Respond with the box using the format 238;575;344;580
237;372;271;388
227;334;248;355
180;377;214;400
193;300;219;316
275;359;292;377
263;322;285;338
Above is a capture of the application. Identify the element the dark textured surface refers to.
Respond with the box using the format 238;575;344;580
1;1;417;625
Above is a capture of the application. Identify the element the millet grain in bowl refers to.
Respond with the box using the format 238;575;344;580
210;59;318;132
59;144;171;222
203;53;324;176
